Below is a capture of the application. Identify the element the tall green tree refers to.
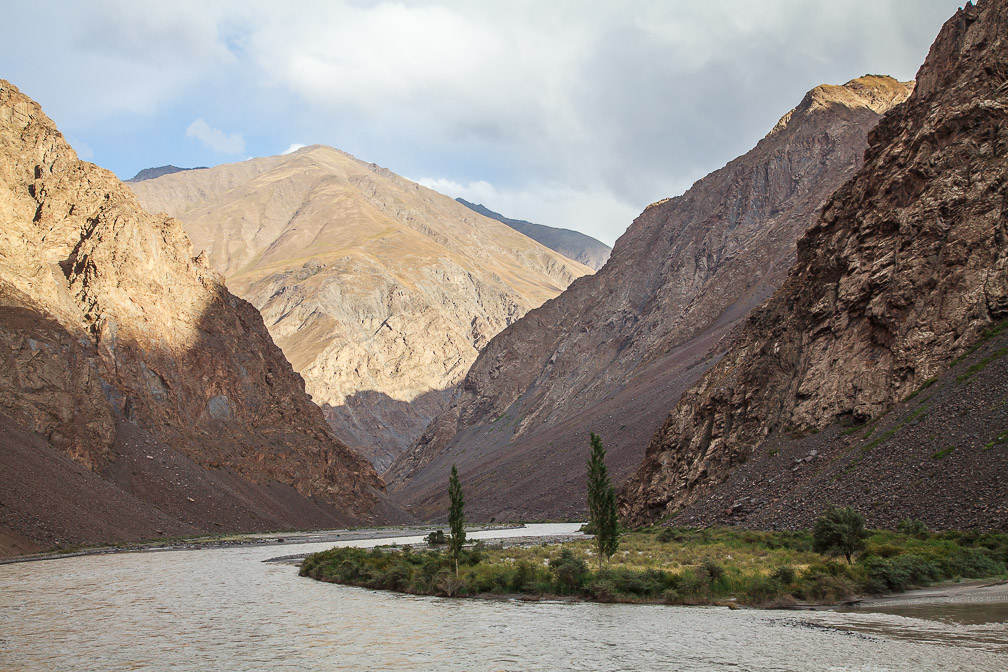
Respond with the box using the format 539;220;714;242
448;464;466;577
587;433;620;570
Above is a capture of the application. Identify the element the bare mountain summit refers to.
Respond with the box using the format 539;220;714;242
621;0;1008;529
388;75;913;522
456;199;612;271
130;148;592;471
0;81;397;556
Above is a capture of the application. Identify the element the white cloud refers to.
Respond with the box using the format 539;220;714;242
185;118;245;154
282;143;306;155
3;0;965;242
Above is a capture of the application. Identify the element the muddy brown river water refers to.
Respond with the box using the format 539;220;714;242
2;524;1006;670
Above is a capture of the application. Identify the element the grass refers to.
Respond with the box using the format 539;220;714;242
837;401;929;478
984;430;1008;451
931;446;955;460
903;377;937;403
300;527;1008;607
957;347;1008;382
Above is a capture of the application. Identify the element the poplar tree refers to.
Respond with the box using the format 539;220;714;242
587;433;620;570
448;464;466;577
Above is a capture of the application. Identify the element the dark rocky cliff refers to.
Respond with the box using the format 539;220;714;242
621;0;1008;527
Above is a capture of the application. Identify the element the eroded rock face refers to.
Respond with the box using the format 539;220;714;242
0;80;387;551
387;76;912;521
131;147;591;471
621;0;1008;526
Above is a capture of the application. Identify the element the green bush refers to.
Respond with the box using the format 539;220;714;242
896;519;929;537
677;568;711;600
742;575;783;605
813;505;868;563
702;559;726;583
426;530;446;545
656;528;680;543
511;560;539;592
772;565;796;585
549;549;588;593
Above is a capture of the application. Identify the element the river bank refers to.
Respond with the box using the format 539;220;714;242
300;526;1008;609
0;523;530;565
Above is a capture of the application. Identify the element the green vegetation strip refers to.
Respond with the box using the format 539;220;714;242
299;526;1007;606
984;430;1008;451
950;319;1008;368
957;347;1008;382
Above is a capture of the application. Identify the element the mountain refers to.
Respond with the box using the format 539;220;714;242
456;199;611;271
0;81;399;557
128;165;206;182
386;75;913;521
130;147;592;472
621;0;1008;529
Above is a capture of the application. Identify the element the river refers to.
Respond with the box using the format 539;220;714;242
2;523;1006;671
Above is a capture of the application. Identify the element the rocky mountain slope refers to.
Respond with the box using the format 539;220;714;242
621;0;1008;528
130;148;591;471
387;75;913;521
456;199;611;271
0;81;399;557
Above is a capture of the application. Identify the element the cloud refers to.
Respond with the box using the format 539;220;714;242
3;0;965;242
185;118;245;154
282;143;306;155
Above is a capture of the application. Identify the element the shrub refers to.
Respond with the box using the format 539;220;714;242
511;560;539;592
813;505;868;563
772;565;795;586
896;518;929;537
677;568;711;601
549;548;588;593
434;570;466;597
742;575;783;605
585;576;617;602
656;528;680;543
701;559;726;584
426;530;446;545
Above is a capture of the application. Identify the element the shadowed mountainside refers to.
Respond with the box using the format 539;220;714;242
621;0;1008;528
130;147;592;471
388;75;913;521
0;80;405;557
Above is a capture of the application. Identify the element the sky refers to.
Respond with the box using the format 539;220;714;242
2;1;965;246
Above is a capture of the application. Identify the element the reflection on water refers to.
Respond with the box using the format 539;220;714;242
2;523;1006;671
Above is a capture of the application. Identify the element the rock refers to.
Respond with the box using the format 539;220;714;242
130;146;592;471
0;80;396;553
387;75;912;521
620;0;1008;526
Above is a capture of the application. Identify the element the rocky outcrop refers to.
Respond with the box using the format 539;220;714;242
0;80;394;555
131;147;591;471
387;75;913;521
621;0;1008;526
456;199;612;271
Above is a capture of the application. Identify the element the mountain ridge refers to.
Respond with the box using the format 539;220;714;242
130;146;593;471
